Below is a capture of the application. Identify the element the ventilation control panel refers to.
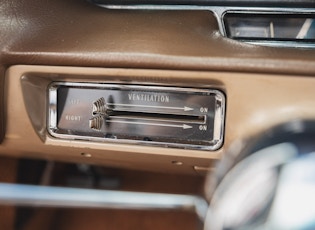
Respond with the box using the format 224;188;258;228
48;83;225;150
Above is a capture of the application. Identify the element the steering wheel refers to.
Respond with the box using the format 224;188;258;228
204;120;315;230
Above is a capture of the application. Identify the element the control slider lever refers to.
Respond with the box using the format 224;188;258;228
92;97;203;123
105;111;206;125
91;96;205;129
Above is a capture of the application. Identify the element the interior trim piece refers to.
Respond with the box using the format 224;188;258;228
91;0;315;7
0;183;208;220
99;5;315;48
48;82;225;151
3;65;315;174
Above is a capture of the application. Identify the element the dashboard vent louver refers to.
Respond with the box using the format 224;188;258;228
223;12;315;48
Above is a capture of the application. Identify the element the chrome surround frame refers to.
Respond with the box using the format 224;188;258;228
98;4;315;48
48;82;226;151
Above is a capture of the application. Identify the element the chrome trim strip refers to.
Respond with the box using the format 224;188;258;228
245;40;315;49
48;82;226;151
48;85;58;131
213;93;225;147
0;183;208;221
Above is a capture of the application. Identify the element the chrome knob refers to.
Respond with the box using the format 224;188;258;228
89;115;103;131
92;97;107;116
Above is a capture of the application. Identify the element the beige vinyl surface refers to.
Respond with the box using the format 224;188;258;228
1;65;315;175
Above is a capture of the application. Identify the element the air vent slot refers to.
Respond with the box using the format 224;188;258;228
223;12;315;48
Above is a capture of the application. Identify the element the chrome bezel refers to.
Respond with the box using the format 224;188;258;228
48;82;226;151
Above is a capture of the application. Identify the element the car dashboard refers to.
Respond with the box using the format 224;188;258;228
0;0;315;229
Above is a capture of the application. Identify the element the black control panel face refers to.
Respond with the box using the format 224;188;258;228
48;83;225;150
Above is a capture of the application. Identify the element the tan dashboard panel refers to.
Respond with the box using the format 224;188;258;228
1;0;315;76
1;65;315;175
1;0;315;160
